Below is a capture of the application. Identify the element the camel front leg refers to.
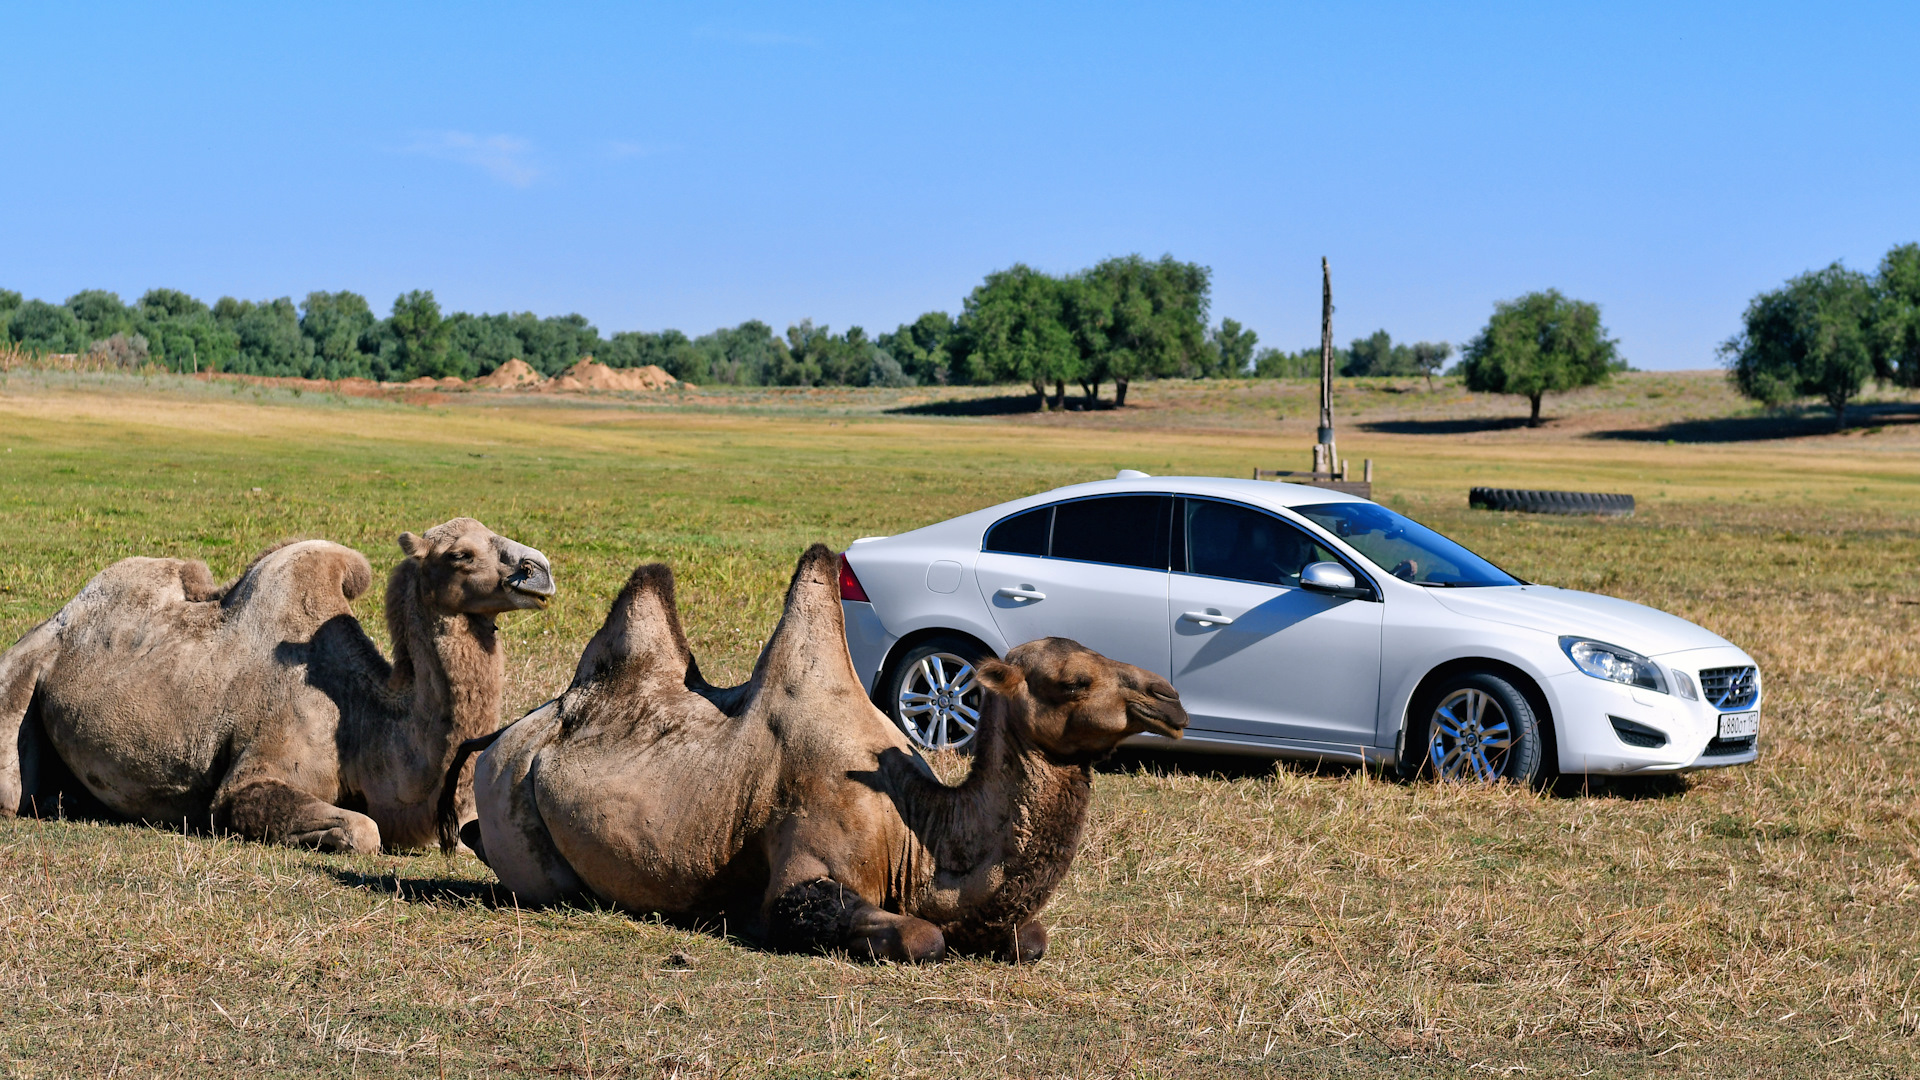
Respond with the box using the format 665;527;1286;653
214;777;381;853
0;619;61;817
767;877;946;963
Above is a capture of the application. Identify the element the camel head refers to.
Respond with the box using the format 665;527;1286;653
975;637;1188;760
397;518;555;616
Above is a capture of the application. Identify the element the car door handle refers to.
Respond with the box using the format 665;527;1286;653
1179;610;1234;627
995;587;1046;602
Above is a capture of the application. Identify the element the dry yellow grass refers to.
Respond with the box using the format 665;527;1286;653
0;370;1914;1077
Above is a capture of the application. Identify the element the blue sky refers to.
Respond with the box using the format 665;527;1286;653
3;2;1915;369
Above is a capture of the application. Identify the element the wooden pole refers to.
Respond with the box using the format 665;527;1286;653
1317;258;1336;469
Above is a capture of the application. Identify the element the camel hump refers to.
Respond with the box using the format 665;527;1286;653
571;563;695;688
747;544;864;698
219;540;374;621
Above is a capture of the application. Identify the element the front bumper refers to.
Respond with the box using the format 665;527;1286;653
1547;645;1761;775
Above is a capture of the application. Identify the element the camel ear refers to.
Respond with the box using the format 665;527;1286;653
974;658;1025;698
398;532;427;560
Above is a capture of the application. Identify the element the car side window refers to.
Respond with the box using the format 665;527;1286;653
1182;499;1338;587
984;506;1051;556
1049;495;1170;570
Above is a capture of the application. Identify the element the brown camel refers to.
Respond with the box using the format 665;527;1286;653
0;518;553;852
440;544;1186;963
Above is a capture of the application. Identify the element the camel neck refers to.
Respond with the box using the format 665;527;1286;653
910;697;1093;928
381;563;504;759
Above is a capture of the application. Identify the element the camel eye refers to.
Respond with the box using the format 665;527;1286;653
449;550;474;564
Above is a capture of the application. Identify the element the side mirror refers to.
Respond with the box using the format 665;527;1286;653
1300;561;1372;600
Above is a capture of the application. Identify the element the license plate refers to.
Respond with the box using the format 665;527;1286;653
1718;712;1759;739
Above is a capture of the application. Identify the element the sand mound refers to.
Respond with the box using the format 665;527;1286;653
473;358;546;389
545;358;677;392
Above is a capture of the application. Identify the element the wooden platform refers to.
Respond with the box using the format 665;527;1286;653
1252;469;1373;500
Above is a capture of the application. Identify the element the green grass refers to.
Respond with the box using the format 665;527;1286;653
0;371;1916;1077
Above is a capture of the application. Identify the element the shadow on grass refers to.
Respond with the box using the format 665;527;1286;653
1101;748;1696;800
326;867;512;907
886;393;1122;416
1359;416;1536;435
1592;400;1920;443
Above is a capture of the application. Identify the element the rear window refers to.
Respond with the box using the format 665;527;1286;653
984;506;1050;556
1050;495;1169;570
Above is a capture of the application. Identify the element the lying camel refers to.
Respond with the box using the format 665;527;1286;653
440;544;1186;962
0;518;553;852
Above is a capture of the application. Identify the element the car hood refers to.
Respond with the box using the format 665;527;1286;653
1427;585;1735;656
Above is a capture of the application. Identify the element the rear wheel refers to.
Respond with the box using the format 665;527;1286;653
883;636;989;753
1408;670;1543;783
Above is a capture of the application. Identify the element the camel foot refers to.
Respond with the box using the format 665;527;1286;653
216;778;382;854
769;878;946;963
459;819;488;864
999;919;1048;964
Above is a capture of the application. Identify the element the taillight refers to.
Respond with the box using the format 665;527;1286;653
837;553;870;602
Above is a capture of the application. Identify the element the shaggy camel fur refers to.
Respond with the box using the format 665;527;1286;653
441;545;1187;963
0;518;553;852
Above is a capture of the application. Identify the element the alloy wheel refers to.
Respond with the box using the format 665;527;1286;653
896;651;982;752
1426;686;1515;782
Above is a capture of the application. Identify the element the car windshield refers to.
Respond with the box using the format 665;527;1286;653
1292;502;1519;587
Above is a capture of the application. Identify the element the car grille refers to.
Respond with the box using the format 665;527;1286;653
1699;665;1758;710
1701;735;1756;757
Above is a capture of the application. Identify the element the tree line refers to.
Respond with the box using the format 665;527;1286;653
1722;243;1920;428
0;256;1456;406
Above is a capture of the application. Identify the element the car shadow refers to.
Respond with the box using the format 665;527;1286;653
1591;401;1920;442
1098;748;1356;781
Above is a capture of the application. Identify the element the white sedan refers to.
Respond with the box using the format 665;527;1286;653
836;474;1760;782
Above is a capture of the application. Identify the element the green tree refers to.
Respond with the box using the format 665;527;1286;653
1410;341;1453;390
135;289;235;372
386;290;454;379
300;291;378;378
1721;263;1875;430
214;297;316;377
8;300;87;353
1251;346;1320;378
1210;318;1258;377
961;264;1080;410
65;290;133;343
878;311;966;385
1871;243;1920;388
1081;255;1211;405
1461;290;1622;426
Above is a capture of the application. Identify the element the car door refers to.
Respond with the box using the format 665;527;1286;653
1165;497;1384;747
973;494;1172;678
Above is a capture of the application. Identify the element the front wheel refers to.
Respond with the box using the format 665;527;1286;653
1408;671;1543;783
882;636;990;753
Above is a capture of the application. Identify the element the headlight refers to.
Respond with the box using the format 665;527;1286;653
1560;637;1668;694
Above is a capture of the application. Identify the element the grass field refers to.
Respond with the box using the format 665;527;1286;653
0;369;1916;1077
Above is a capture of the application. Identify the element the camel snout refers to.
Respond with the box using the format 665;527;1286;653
1126;687;1189;739
502;543;556;607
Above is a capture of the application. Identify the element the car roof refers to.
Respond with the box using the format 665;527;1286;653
1002;475;1368;513
849;475;1375;549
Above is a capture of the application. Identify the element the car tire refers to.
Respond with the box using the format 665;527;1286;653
1403;670;1543;784
882;636;990;754
1469;487;1635;517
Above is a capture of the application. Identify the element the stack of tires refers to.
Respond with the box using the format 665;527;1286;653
1469;488;1634;517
